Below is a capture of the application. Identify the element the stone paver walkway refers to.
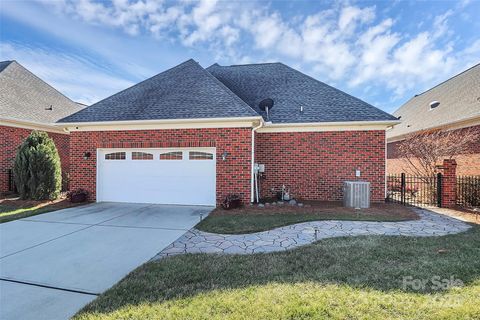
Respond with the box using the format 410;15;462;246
153;209;471;259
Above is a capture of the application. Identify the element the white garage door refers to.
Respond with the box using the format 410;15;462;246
97;148;216;206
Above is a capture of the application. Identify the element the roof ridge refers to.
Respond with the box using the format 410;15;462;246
4;61;81;109
0;60;15;73
278;62;396;120
212;62;282;68
84;59;197;109
203;66;259;117
412;62;480;98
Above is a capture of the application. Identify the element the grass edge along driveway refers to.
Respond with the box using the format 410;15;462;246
0;199;88;223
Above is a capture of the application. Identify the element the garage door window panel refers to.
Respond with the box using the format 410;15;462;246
160;151;183;160
132;152;153;160
189;151;214;160
105;152;126;160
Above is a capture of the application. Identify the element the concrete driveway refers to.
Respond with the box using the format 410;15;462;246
0;202;212;320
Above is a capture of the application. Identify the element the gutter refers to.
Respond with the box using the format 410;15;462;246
387;114;480;142
54;116;263;128
0;117;68;134
261;120;401;128
251;120;264;203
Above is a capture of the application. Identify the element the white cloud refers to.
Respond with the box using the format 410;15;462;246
9;1;480;106
338;5;375;33
0;42;134;104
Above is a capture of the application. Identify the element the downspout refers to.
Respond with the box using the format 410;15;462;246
251;120;264;203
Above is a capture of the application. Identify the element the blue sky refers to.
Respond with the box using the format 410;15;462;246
1;0;479;113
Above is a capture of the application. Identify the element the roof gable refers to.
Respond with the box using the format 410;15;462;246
0;61;84;124
60;59;258;123
207;62;397;123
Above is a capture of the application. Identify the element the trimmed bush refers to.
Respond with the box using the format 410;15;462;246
13;131;62;200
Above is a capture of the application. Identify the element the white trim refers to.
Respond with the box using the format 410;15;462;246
387;115;480;143
57;117;263;131
257;120;400;133
0;117;68;134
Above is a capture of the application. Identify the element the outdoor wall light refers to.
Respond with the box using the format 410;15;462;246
222;151;229;161
83;152;91;160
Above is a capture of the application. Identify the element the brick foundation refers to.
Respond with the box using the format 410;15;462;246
255;130;386;202
0;125;70;193
68;128;252;205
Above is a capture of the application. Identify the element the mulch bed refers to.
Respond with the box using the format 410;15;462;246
211;201;420;220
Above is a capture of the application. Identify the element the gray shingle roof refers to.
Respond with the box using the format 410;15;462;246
387;63;480;140
59;59;258;123
0;61;84;124
207;62;397;123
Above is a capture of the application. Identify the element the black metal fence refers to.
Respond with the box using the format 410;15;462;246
387;173;442;207
457;175;480;209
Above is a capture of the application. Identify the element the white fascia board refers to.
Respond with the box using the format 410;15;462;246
386;115;480;143
56;116;264;132
0;117;68;134
257;120;401;133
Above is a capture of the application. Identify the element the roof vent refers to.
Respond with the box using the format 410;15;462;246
429;101;440;109
258;98;274;120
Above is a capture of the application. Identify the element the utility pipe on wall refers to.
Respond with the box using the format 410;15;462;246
251;120;264;203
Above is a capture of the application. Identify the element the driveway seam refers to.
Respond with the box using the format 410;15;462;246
0;206;151;259
0;278;99;296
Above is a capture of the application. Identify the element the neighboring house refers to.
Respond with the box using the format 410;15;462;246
55;59;398;206
387;63;480;176
0;60;85;193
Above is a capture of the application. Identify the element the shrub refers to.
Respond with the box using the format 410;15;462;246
67;188;89;203
13;131;62;200
222;194;242;210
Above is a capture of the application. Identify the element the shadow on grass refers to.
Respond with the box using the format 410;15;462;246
77;225;480;317
0;198;89;223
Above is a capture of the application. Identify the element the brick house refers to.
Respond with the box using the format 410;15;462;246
387;63;480;175
0;60;84;193
53;59;398;206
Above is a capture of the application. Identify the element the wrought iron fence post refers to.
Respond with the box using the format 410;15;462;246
437;173;442;208
401;173;406;205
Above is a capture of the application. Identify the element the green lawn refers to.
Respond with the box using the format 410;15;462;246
0;200;86;223
75;225;480;320
197;210;416;234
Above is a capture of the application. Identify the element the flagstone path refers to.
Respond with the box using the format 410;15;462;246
153;208;471;260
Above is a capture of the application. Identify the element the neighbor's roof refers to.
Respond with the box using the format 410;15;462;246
0;60;85;124
387;63;480;140
207;62;398;124
59;59;258;123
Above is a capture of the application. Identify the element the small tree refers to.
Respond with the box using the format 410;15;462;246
398;128;478;177
14;131;62;200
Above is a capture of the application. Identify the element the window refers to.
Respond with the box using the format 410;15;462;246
189;151;213;160
132;152;153;160
160;151;183;160
105;152;126;160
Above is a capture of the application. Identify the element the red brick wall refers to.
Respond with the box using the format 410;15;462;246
68;128;252;205
441;159;457;208
387;124;480;175
0;125;70;193
255;130;386;202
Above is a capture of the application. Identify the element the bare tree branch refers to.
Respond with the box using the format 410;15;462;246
398;128;479;177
